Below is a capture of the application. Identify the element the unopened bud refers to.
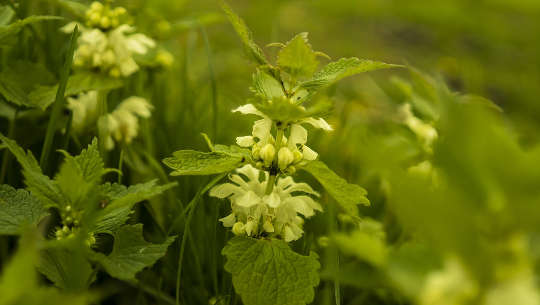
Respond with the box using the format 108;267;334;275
232;222;245;235
100;16;111;28
278;147;294;170
260;143;275;166
293;150;303;163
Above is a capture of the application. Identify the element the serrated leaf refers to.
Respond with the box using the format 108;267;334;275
302;161;369;216
0;133;64;208
55;139;104;208
219;0;268;65
94;224;175;281
90;180;177;234
38;248;94;291
28;72;123;110
0;185;48;235
251;69;284;100
223;236;320;305
300;57;400;91
0;61;55;108
163;150;246;176
0;15;61;45
277;33;319;79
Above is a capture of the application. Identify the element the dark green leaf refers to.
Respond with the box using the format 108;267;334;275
94;224;175;281
223;236;320;305
0;185;48;235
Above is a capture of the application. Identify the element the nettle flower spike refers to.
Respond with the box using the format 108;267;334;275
61;2;156;77
210;164;322;242
233;104;331;174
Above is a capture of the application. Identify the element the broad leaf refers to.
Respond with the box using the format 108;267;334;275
219;0;268;65
0;15;60;45
300;57;399;91
277;33;319;79
0;185;48;235
163;150;246;176
28;72;123;110
223;236;320;305
38;248;94;291
302;161;369;216
332;219;387;266
0;61;55;108
255;96;332;123
0;133;64;208
94;224;175;281
91;180;177;234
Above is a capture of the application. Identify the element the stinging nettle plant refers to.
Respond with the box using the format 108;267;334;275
162;2;401;304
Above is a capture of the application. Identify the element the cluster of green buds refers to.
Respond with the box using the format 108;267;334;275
85;1;129;30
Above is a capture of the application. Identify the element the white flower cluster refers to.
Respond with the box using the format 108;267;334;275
61;2;155;77
210;165;322;242
67;91;99;133
101;96;153;150
233;103;332;174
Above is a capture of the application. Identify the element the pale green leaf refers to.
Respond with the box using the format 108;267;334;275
55;0;89;18
0;6;15;26
94;224;175;281
223;236;320;305
219;0;268;65
300;57;400;91
28;72;123;110
0;185;48;235
332;219;388;266
251;69;284;100
0;133;64;208
91;180;177;234
255;96;332;123
163;150;246;176
302;161;369;216
277;32;319;79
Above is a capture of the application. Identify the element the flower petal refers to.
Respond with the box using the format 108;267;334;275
236;190;261;207
302;117;333;131
288;124;307;147
263;192;281;208
219;213;236;227
209;183;242;199
236;136;255;147
252;118;272;143
302;145;318;161
232;104;265;117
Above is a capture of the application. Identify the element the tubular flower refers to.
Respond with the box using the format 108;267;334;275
67;91;99;133
100;97;153;150
210;164;322;242
399;103;438;152
232;103;331;172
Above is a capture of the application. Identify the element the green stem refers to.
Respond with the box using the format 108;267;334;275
117;148;124;184
97;90;109;156
264;174;276;195
0;110;17;184
40;26;78;172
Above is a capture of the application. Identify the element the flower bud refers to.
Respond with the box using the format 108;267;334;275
89;12;101;24
232;222;245;235
245;220;258;236
251;146;260;160
278;147;294;170
293;150;303;163
100;16;111;28
260;143;275;167
263;218;275;233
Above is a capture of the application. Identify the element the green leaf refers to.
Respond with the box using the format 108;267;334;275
255;96;332;123
0;15;61;45
219;0;268;66
55;139;104;208
223;236;320;305
90;180;177;234
302;161;369;216
251;69;284;100
28;72;123;110
300;57;400;91
94;224;175;281
0;133;64;208
0;6;15;26
38;248;94;291
0;185;48;235
163;150;246;176
332;219;387;266
55;0;89;18
277;33;319;79
0;61;55;108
